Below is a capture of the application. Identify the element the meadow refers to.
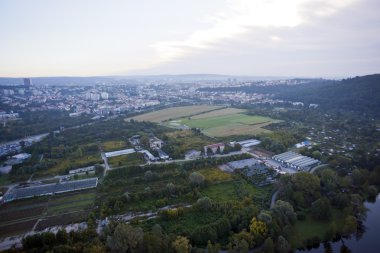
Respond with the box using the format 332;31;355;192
179;110;280;137
127;105;222;123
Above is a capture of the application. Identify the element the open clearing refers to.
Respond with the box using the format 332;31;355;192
127;105;222;123
180;111;281;137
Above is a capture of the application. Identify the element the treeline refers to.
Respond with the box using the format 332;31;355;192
0;110;93;142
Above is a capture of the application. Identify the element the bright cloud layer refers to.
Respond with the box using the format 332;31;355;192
151;0;357;66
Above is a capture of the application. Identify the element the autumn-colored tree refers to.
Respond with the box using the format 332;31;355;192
249;217;268;244
172;236;191;253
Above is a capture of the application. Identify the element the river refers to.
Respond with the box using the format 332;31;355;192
297;194;380;253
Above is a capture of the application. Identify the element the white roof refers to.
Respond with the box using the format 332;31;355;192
105;149;135;158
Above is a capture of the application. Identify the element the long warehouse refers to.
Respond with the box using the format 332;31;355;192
272;151;320;171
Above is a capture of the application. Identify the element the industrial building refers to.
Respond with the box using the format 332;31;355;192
235;139;261;148
4;178;98;202
272;151;320;171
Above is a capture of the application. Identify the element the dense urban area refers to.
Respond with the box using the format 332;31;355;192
0;74;379;253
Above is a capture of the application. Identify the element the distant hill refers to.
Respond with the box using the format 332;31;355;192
274;74;380;116
199;74;380;117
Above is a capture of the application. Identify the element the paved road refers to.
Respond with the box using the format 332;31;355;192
270;190;279;209
100;152;110;177
310;163;328;174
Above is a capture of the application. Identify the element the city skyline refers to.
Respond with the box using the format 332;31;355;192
1;0;379;77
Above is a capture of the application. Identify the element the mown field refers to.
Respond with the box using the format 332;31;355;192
127;105;222;123
179;109;281;137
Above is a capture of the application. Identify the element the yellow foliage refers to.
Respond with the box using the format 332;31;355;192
249;217;268;237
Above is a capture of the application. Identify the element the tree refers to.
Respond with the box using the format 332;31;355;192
325;222;338;241
263;237;275;253
367;185;378;199
257;210;272;224
106;223;144;252
166;182;176;195
230;229;255;249
56;229;68;245
249;218;267;244
271;200;297;226
196;197;213;211
172;236;191;253
343;216;357;236
312;150;322;159
140;135;150;148
311;197;332;221
290;172;321;207
319;168;338;194
189;172;205;186
207;240;220;253
276;236;290;253
145;225;166;253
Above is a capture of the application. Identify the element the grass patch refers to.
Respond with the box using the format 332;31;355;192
290;209;346;248
108;152;145;168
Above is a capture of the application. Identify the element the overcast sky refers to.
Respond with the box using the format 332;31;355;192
0;0;379;77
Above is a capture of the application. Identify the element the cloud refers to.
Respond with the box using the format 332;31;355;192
149;0;357;67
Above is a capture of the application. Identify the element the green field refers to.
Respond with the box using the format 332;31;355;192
179;111;280;137
127;105;222;123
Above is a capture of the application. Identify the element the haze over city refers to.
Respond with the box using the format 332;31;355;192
1;0;379;77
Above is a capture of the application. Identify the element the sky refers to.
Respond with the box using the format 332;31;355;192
0;0;379;77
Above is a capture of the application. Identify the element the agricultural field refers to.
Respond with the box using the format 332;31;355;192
0;197;48;237
127;105;222;123
179;109;281;137
108;152;146;168
0;190;96;238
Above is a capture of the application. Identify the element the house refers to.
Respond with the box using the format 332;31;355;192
150;137;164;150
158;149;169;160
185;150;202;160
204;143;225;155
